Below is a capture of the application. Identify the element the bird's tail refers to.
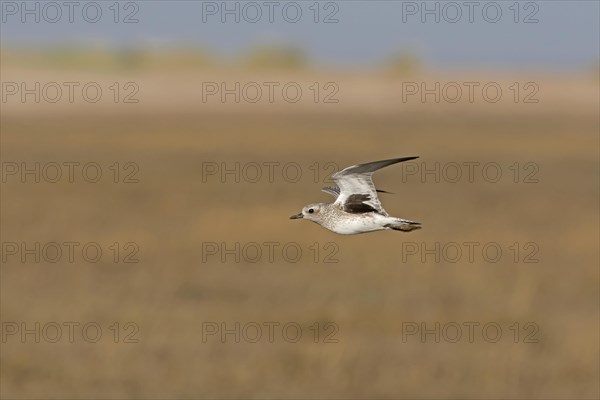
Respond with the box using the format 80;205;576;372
385;218;422;232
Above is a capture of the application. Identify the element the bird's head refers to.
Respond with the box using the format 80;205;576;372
289;203;325;222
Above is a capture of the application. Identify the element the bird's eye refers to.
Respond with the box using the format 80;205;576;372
308;208;314;213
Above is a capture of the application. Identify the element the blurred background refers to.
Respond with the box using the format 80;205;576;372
1;1;599;398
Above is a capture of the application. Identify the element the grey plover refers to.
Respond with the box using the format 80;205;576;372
290;157;422;235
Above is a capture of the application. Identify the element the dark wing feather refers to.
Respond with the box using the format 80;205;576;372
343;194;379;213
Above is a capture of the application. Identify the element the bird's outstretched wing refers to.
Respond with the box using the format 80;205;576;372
331;156;418;215
321;186;341;199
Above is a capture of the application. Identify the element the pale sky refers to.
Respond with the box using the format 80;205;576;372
1;0;598;69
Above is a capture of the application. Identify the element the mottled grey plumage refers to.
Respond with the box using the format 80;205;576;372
290;157;421;235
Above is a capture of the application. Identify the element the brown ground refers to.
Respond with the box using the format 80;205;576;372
1;65;598;399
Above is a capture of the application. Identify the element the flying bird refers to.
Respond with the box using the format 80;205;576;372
290;157;421;234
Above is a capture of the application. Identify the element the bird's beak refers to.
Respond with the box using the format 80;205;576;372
289;212;303;219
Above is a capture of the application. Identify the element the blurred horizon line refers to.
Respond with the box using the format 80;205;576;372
2;44;599;75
